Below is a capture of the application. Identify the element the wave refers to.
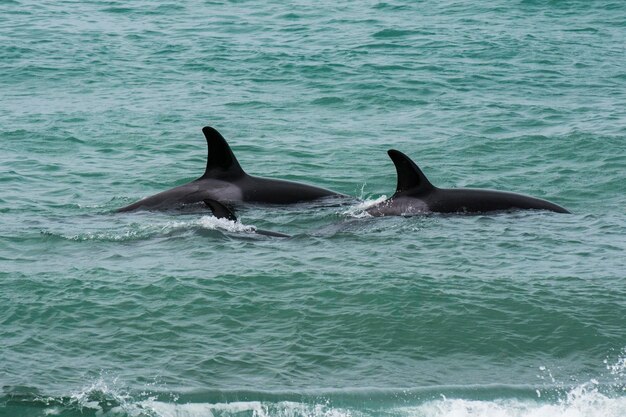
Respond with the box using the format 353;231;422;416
5;352;626;417
3;385;625;417
397;389;626;417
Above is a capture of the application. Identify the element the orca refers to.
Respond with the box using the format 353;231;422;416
116;126;346;212
203;199;290;238
366;150;570;216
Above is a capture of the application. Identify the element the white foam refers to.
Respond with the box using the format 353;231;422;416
404;352;626;417
62;387;626;417
69;376;134;414
96;391;626;417
153;215;258;236
397;383;626;417
63;215;257;241
605;347;626;380
342;195;388;218
139;400;355;417
62;351;626;417
195;215;256;234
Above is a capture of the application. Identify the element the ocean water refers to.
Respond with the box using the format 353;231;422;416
1;0;625;416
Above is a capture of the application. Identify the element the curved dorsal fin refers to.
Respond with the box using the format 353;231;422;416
204;199;238;221
387;149;435;194
204;199;291;238
201;126;245;178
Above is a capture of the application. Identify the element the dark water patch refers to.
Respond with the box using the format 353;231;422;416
0;7;30;15
152;43;188;56
611;72;626;81
277;12;301;20
564;27;600;33
357;42;412;50
0;45;35;59
310;96;345;106
372;2;413;11
224;100;268;108
182;60;217;72
150;3;186;13
101;6;134;14
372;28;419;39
361;63;413;72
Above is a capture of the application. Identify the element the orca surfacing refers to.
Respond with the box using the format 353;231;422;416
117;126;346;212
366;150;570;216
203;199;290;238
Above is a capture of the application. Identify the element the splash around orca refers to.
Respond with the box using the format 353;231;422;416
203;199;291;238
366;150;570;216
116;126;347;212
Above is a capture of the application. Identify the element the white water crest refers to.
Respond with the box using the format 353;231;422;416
399;391;626;417
342;195;388;218
59;354;626;417
52;214;258;242
194;215;257;234
140;400;356;417
402;352;626;417
76;391;626;417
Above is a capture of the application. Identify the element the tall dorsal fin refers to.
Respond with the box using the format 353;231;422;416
201;126;245;178
387;149;435;194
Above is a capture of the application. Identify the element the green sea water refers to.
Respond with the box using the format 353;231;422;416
1;1;625;416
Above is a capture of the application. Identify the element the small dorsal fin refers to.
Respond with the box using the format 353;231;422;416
201;126;245;178
387;149;435;194
203;199;291;238
203;199;238;221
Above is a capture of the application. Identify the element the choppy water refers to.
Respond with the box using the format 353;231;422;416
1;1;625;416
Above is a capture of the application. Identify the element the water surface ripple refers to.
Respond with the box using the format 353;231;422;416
1;1;625;416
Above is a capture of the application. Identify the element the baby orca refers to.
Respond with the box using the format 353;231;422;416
203;199;290;238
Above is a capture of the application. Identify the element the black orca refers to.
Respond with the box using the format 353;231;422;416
203;199;290;238
116;126;346;212
366;150;570;216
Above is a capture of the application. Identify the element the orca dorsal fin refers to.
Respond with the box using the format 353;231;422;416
201;126;245;178
387;149;435;194
204;199;291;238
204;199;238;221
